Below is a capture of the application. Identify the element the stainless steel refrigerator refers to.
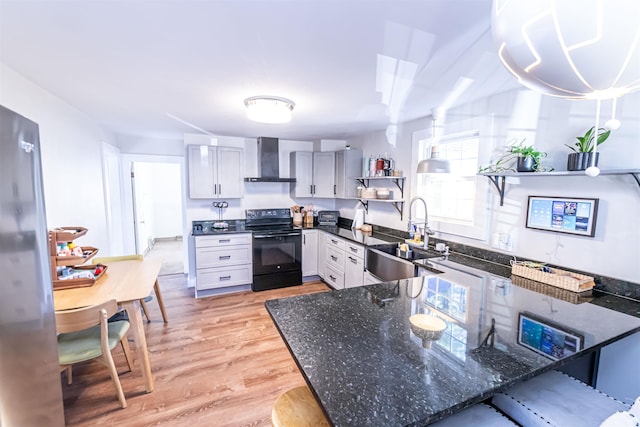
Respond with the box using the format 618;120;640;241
0;105;65;426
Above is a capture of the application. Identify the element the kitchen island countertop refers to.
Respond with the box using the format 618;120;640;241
266;260;640;426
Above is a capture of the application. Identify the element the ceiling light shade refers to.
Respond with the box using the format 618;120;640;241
492;0;640;100
244;96;295;124
417;146;450;173
416;158;450;174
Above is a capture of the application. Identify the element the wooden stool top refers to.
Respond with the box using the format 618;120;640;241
271;386;330;427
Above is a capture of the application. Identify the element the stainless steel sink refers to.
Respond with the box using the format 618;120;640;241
366;243;442;281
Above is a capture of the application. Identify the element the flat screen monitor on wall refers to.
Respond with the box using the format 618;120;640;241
525;196;599;237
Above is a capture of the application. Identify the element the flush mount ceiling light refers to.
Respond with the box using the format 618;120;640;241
244;96;295;124
492;0;640;100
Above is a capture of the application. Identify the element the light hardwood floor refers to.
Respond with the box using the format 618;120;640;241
60;276;329;426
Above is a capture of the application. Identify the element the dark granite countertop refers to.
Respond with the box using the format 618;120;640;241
191;219;247;236
265;262;640;426
297;224;402;246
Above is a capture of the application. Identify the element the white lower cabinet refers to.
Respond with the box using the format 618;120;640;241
344;254;364;288
325;264;345;289
317;231;327;279
194;233;252;297
322;232;365;289
302;229;318;277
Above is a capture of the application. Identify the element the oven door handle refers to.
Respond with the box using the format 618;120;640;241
253;232;301;238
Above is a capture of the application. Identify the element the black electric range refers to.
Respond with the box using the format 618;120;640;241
245;209;302;291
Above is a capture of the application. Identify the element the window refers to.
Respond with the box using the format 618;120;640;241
412;115;493;241
417;131;479;225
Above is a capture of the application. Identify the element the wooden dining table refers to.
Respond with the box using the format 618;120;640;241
54;258;162;392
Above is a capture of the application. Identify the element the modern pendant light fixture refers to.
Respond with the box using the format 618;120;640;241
244;96;295;124
492;0;640;100
416;108;450;174
492;0;640;176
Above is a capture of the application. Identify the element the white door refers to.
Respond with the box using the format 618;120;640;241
101;142;125;255
131;162;154;254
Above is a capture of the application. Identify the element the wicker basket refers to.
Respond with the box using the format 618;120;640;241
511;263;595;293
510;275;593;304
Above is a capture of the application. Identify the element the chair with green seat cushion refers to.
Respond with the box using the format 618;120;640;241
56;299;133;409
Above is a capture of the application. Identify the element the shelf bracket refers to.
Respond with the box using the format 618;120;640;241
393;178;404;195
486;175;506;206
392;201;404;220
360;200;369;214
356;178;368;188
631;172;640;189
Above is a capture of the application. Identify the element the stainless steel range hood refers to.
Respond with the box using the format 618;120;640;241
244;136;296;182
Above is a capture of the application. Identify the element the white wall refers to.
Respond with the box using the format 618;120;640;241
0;63;114;253
149;162;183;238
344;88;640;283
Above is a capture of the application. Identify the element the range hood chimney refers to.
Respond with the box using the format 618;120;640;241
244;137;296;182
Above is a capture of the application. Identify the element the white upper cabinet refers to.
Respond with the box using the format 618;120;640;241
290;151;335;198
188;145;244;199
290;151;314;198
335;148;362;199
312;152;335;198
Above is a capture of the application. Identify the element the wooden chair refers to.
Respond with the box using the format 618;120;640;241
92;255;168;323
56;299;133;408
271;386;330;427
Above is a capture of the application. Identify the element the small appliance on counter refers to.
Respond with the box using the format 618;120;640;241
318;210;339;226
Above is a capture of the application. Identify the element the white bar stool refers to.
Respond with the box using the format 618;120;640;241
492;370;631;427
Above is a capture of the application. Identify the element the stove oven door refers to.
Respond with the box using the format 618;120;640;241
253;232;301;275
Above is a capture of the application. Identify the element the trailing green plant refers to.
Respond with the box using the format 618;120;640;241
478;138;551;173
567;126;610;153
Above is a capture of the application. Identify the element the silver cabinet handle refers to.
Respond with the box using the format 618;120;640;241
349;246;358;253
329;275;336;281
330;255;337;261
219;239;231;243
220;275;231;280
331;239;338;244
219;255;231;260
349;256;357;264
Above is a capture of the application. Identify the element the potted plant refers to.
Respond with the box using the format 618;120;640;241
478;139;549;173
566;126;611;171
509;141;547;172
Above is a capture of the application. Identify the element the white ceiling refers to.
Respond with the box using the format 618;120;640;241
0;0;519;142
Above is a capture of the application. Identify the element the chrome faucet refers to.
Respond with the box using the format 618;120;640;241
408;196;434;249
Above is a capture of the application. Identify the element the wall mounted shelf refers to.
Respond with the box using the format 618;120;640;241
478;169;640;206
354;176;406;219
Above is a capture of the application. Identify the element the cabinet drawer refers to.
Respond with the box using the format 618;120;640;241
326;235;346;251
325;264;344;289
196;265;252;290
195;233;252;248
345;255;364;288
327;246;345;271
345;242;365;259
196;246;251;268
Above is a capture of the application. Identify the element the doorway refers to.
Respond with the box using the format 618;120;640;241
122;155;187;276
